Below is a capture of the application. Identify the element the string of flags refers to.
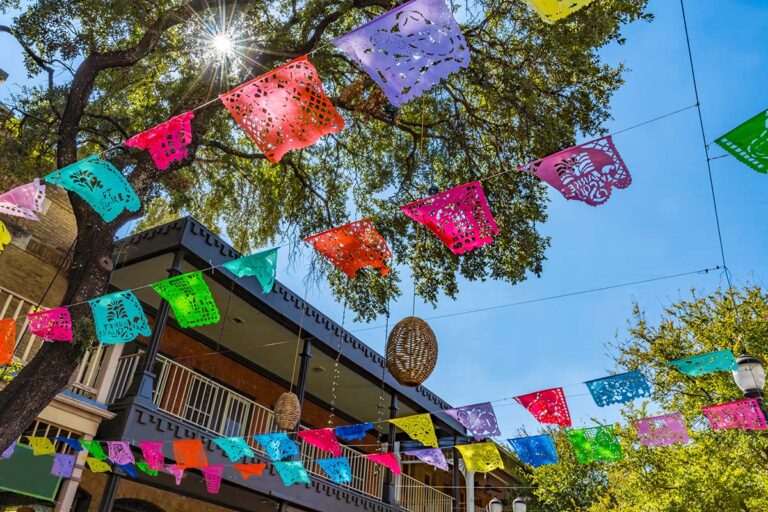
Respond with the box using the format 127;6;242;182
0;0;671;263
0;348;760;493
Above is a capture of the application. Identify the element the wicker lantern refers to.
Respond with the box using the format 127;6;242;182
386;316;438;387
274;392;301;430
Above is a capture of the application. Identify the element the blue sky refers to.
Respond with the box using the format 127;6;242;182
2;0;767;437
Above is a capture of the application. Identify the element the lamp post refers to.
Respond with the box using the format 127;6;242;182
512;497;527;512
487;498;504;512
732;354;766;399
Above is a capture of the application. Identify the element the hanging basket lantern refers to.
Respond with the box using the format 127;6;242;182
274;392;301;430
386;316;438;387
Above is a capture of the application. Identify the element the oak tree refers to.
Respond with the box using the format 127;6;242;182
0;0;650;450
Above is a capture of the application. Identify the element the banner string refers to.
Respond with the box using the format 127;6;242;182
0;264;719;387
678;0;731;289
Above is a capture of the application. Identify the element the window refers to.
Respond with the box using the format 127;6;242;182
20;420;79;454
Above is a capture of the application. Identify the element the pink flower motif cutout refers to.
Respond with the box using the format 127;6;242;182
202;464;224;494
521;136;631;206
0;179;46;220
633;413;690;447
702;398;766;431
139;441;165;471
107;441;135;465
28;307;72;342
402;181;498;255
125;112;195;170
365;452;401;475
297;428;342;457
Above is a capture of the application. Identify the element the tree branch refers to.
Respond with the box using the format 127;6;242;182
0;25;54;91
204;140;266;160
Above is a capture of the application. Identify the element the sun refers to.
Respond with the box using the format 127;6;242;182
212;33;233;56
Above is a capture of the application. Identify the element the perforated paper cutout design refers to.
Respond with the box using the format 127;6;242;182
28;307;72;342
86;457;111;473
222;248;278;294
253;433;298;462
389;414;438;448
136;461;159;476
173;439;208;469
508;434;558;468
165;464;184;484
54;437;83;453
52;453;76;478
124;112;195;170
220;56;344;163
117;463;137;479
107;441;135;465
333;0;470;106
585;371;651;407
444;402;501;440
567;426;623;463
1;442;14;459
139;441;165;470
404;448;449;471
668;350;738;376
234;463;267;479
521;136;630;206
365;452;401;475
0;179;46;220
89;290;151;345
274;461;311;486
150;272;220;328
80;440;107;460
335;423;374;441
298;429;343;457
27;436;55;456
515;387;571;427
702;398;767;431
633;413;690;447
317;457;352;484
202;464;224;494
213;437;254;462
0;221;9;255
44;155;140;222
305;219;392;278
402;182;498;255
715;109;768;173
456;442;504;473
0;319;15;366
524;0;597;23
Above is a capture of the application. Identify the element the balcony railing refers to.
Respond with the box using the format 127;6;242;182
109;352;454;511
0;286;103;400
397;473;454;512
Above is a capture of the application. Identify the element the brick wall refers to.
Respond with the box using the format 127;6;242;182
79;472;239;512
0;186;76;308
150;322;381;450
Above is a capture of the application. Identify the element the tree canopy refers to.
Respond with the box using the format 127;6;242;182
530;286;768;512
0;0;649;449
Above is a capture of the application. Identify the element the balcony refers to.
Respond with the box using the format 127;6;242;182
108;352;454;512
0;285;104;400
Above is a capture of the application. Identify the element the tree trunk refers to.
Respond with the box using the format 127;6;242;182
0;206;116;451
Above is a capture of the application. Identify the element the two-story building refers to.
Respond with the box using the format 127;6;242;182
0;201;529;512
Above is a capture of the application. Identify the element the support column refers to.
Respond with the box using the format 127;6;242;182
97;472;120;512
382;393;399;504
55;438;91;512
121;249;185;406
465;470;475;512
295;339;313;410
452;436;460;512
93;344;126;404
